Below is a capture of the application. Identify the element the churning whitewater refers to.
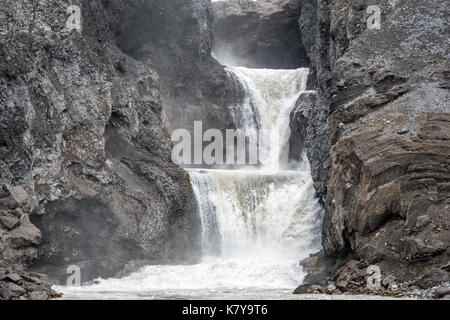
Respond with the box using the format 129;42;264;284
56;67;323;299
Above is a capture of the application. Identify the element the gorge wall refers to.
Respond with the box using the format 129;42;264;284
293;0;449;295
0;0;242;298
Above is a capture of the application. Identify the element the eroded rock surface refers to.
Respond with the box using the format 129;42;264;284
296;0;449;296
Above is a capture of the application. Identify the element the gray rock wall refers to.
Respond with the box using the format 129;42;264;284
0;0;210;288
297;0;449;294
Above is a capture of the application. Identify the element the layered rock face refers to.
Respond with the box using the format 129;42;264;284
0;0;222;292
296;0;450;295
212;0;308;69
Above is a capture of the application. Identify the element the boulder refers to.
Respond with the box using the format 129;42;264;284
433;286;450;299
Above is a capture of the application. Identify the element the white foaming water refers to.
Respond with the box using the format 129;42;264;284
190;169;321;261
230;67;309;170
56;67;323;299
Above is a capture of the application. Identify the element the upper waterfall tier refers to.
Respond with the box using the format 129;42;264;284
228;67;310;170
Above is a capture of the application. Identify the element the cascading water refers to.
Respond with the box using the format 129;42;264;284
190;169;321;261
230;67;310;170
56;67;323;299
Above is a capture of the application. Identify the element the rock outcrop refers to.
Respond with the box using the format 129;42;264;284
295;0;450;296
289;91;318;168
212;0;308;69
0;185;59;299
0;185;40;270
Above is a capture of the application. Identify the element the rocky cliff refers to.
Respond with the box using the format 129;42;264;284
294;0;450;296
0;0;242;298
110;0;243;138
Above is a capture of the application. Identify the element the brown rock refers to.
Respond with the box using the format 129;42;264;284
433;286;450;299
0;213;20;230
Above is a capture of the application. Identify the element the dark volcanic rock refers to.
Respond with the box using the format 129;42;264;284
0;0;206;287
212;0;308;69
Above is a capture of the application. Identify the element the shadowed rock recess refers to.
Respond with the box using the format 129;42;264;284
0;0;449;300
212;0;309;69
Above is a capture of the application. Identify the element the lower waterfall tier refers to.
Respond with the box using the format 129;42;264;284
189;169;323;261
55;169;323;298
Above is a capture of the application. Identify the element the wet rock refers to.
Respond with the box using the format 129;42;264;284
295;250;352;291
293;284;308;294
289;92;317;165
113;0;241;153
0;269;58;300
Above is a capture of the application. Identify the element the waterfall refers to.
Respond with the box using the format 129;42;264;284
57;67;322;298
188;67;322;266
